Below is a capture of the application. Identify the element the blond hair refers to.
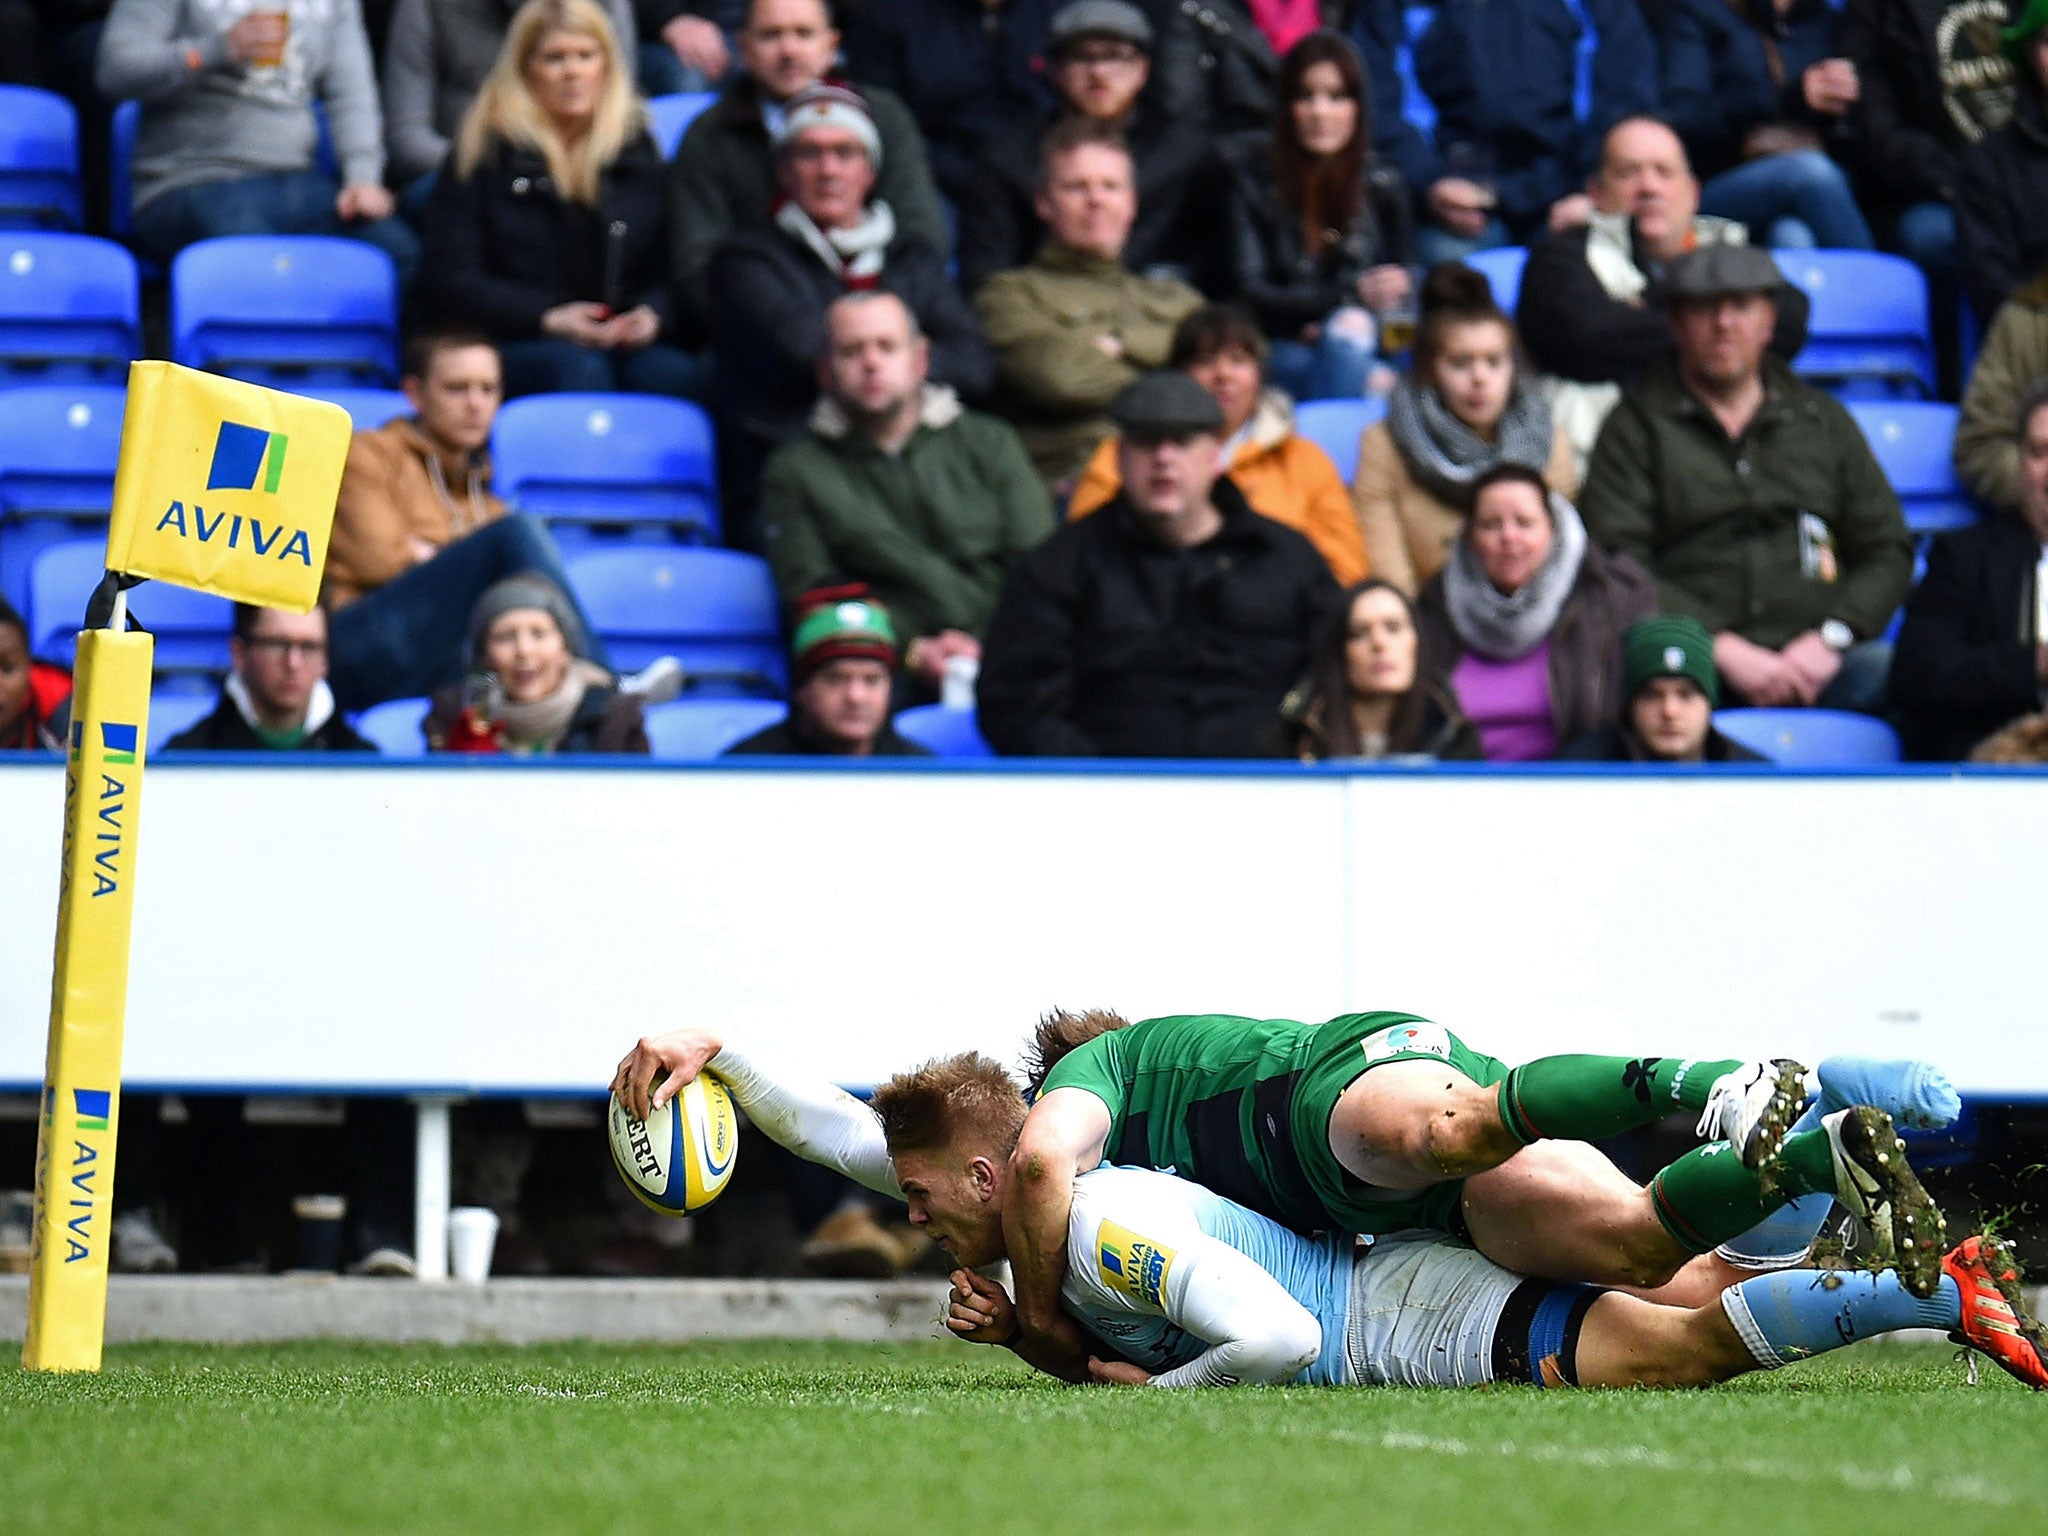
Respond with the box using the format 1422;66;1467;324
872;1054;1027;1161
456;0;643;206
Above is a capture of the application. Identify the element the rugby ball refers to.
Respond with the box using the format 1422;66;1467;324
608;1072;739;1215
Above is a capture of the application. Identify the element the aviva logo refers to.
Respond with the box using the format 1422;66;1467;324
207;419;289;494
68;720;137;765
73;1088;111;1132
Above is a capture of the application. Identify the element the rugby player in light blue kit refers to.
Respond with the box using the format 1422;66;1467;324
611;1030;2046;1392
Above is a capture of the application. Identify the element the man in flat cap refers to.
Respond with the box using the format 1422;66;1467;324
1578;245;1912;713
955;0;1218;295
977;370;1339;756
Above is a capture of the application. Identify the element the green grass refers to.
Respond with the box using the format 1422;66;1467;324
3;1342;2042;1535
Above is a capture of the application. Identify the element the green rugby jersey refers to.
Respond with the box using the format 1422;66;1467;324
1037;1011;1428;1234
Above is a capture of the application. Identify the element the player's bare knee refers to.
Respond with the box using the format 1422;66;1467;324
1605;1231;1687;1290
1420;1086;1515;1177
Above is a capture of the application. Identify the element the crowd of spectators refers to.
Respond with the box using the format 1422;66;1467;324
12;0;2048;1275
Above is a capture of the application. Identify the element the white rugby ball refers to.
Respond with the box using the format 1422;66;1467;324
608;1072;739;1214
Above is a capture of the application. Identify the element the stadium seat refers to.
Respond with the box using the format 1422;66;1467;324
1397;8;1436;139
1712;707;1902;766
894;704;993;758
1292;398;1387;483
493;393;719;546
147;691;216;750
0;232;141;383
292;385;410;431
1776;250;1936;399
352;696;431;758
1465;246;1529;314
0;382;125;611
645;91;717;158
29;541;234;677
0;86;83;230
1848;401;1978;535
642;698;787;760
171;235;400;387
566;546;786;691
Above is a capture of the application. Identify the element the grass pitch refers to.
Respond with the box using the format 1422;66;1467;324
4;1341;2041;1536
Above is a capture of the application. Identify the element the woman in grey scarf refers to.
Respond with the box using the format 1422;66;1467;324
1351;262;1578;594
1414;463;1656;761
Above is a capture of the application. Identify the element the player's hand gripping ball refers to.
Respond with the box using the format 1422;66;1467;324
608;1070;739;1214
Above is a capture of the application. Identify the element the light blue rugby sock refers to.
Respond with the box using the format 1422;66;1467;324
1721;1268;1961;1368
1716;1057;1960;1267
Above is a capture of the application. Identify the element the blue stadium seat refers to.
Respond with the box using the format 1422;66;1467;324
1712;707;1902;766
566;546;785;691
1465;246;1529;314
29;542;234;677
0;87;83;230
642;698;788;759
645;91;717;158
0;382;125;611
171;235;400;386
148;691;216;750
1397;8;1437;139
0;232;141;383
1292;398;1387;483
894;704;993;758
493;393;719;546
1776;250;1936;399
1847;401;1978;535
292;385;410;431
351;696;431;757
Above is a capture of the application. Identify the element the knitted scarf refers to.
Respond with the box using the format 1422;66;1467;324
1384;376;1557;509
1442;492;1589;661
496;659;610;755
775;197;897;288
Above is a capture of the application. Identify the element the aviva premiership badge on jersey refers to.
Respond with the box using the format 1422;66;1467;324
1362;1022;1452;1064
1097;1220;1175;1306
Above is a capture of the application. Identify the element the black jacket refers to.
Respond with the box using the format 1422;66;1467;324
1219;128;1414;339
840;0;1060;202
957;101;1221;296
1843;0;2016;210
977;477;1341;757
418;133;675;339
1957;81;2048;323
723;715;932;756
1556;722;1768;762
708;223;993;450
163;695;377;753
1657;0;1846;181
1518;221;1810;385
1891;511;2045;759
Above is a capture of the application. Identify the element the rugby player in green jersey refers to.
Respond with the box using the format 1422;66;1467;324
1004;1010;1951;1366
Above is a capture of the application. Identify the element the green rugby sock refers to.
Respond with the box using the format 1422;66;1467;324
1649;1127;1837;1253
1496;1055;1744;1144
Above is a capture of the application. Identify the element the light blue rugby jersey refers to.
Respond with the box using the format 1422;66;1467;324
1061;1166;1354;1385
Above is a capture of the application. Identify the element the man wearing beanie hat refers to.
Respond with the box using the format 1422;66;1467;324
1956;0;2048;323
726;585;932;756
712;80;993;534
1580;244;1912;715
668;0;947;343
978;371;1338;757
957;0;1217;295
1559;614;1766;762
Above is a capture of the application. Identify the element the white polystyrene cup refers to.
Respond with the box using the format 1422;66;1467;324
446;1205;500;1283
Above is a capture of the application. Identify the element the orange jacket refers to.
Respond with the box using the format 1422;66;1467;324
1066;390;1368;585
324;417;508;608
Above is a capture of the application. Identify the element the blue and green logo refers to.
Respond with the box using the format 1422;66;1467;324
207;420;289;494
73;720;138;764
73;1088;111;1132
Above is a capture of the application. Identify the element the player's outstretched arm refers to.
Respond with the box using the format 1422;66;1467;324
1004;1088;1112;1352
945;1269;1091;1383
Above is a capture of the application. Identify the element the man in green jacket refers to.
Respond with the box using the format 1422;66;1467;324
759;291;1056;700
1955;272;2048;512
973;116;1205;498
1579;245;1913;713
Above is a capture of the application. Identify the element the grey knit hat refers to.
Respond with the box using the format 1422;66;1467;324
467;574;588;665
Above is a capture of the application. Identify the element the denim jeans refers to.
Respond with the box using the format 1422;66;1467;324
1270;307;1379;401
637;40;720;95
326;513;607;711
497;337;710;401
1414;216;1511;269
1817;639;1893;715
132;168;422;288
1699;150;1873;250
